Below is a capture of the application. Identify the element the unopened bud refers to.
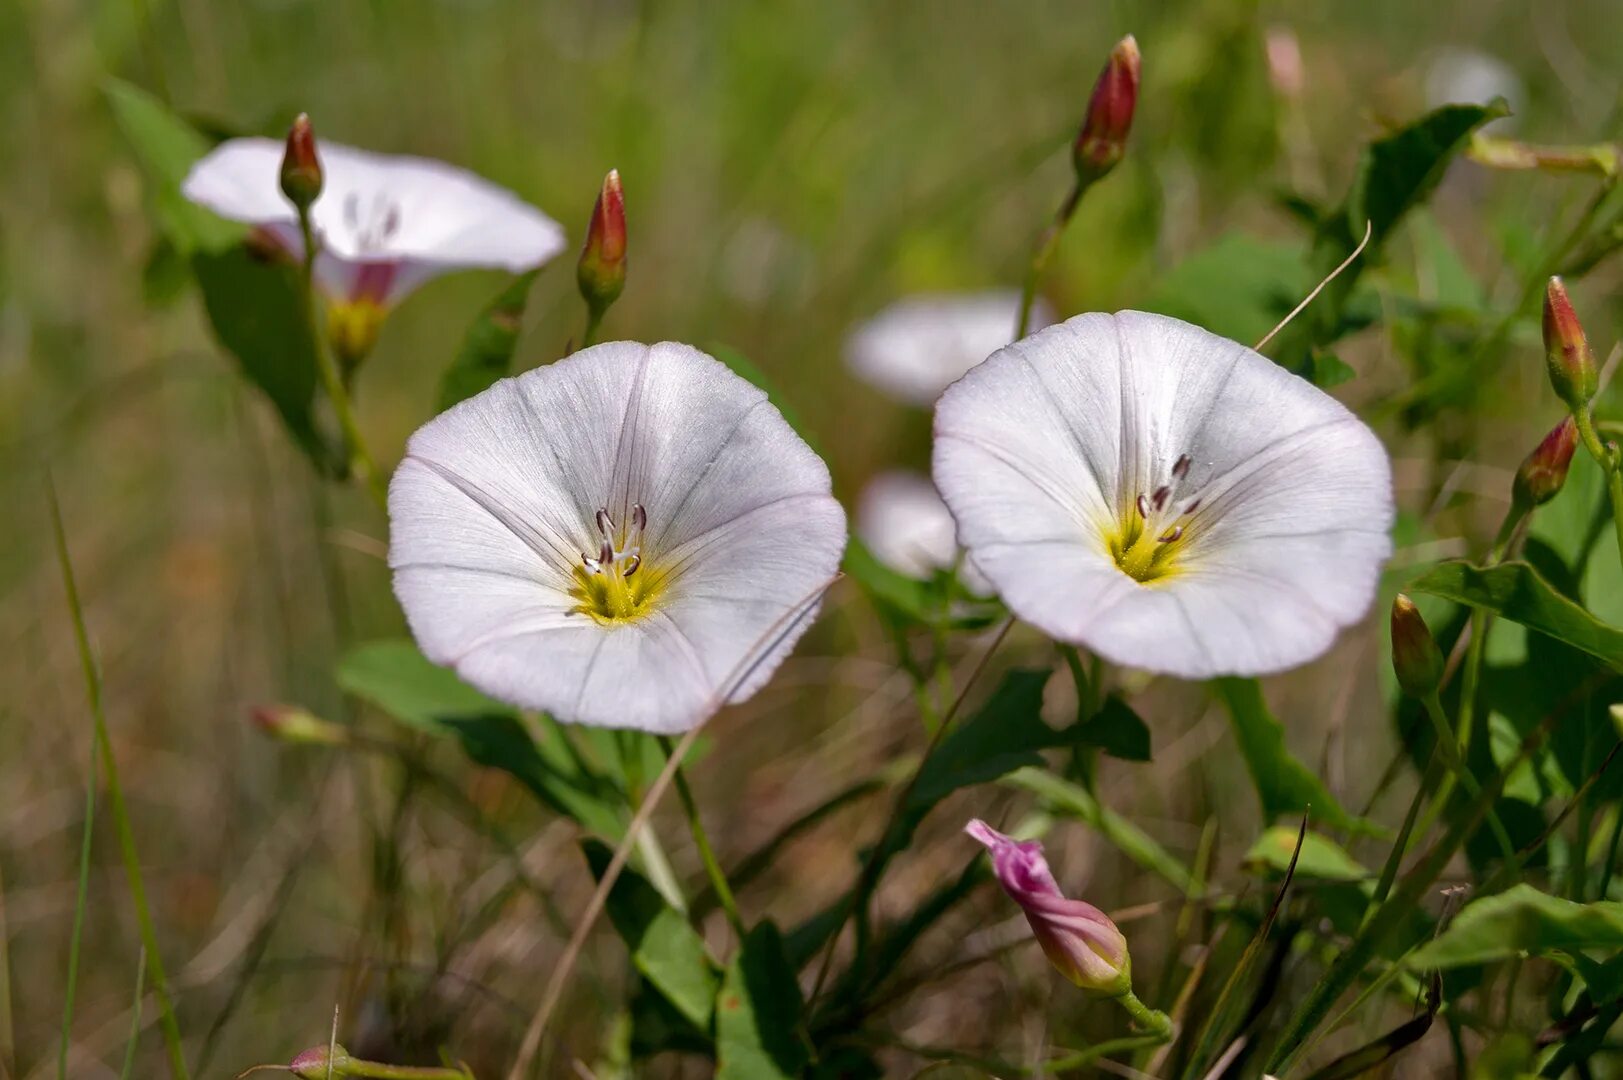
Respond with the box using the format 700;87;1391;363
280;114;324;211
1512;416;1578;512
1073;35;1140;187
1543;277;1597;410
577;169;627;314
250;704;349;747
290;1045;353;1078
1265;27;1304;99
1390;595;1444;699
966;819;1130;995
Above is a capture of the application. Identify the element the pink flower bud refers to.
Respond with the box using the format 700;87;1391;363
1390;594;1444;699
577;168;627;313
1513;416;1578;512
280;114;324;211
290;1044;352;1078
1543;277;1597;409
1265;27;1304;99
966;819;1130;994
250;704;349;747
1073;35;1140;187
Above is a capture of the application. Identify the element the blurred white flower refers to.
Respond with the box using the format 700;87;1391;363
846;291;1055;407
856;470;989;594
933;312;1393;678
388;341;847;733
1425;48;1524;127
183;137;565;346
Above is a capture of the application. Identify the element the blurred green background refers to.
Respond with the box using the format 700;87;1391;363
2;0;1622;1075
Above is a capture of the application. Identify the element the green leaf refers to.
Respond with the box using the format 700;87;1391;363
436;271;540;412
908;669;1058;813
192;247;334;471
1309;351;1356;389
842;538;999;632
583;840;720;1029
1409;560;1623;670
1213;678;1365;833
336;640;624;836
1002;767;1193;892
1243;826;1367;882
103;79;241;254
715;922;808;1080
1406;884;1623;983
1144;233;1309;347
336;639;508;728
1347;102;1510;250
1074;694;1151;762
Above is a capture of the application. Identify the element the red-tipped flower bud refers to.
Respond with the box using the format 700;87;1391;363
290;1045;353;1078
966;819;1131;995
1543;277;1597;410
577;168;627;314
250;704;349;747
1512;416;1578;512
1073;35;1140;187
280;114;324;211
1390;594;1444;699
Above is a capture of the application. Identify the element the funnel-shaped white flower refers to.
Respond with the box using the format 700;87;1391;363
856;471;989;594
933;311;1393;677
388;342;847;732
846;291;1055;406
182;137;565;309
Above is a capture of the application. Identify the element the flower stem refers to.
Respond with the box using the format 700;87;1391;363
661;736;746;939
1116;988;1174;1041
1573;408;1623;579
1016;182;1084;338
48;479;191;1080
582;304;606;349
296;213;386;508
1422;693;1517;862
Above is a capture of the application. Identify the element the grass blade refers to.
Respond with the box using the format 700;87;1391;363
57;740;97;1080
48;476;191;1079
119;949;148;1080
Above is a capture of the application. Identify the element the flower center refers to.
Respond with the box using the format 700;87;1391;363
571;503;662;624
343;192;403;253
1108;454;1204;584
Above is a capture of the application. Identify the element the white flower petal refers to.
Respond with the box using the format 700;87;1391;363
933;311;1393;678
183;136;566;305
389;341;846;732
856;470;990;594
846;291;1055;407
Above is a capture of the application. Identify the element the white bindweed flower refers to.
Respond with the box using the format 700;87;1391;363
388;341;847;733
856;471;990;594
846;291;1055;406
933;312;1393;678
1424;48;1524;129
183;136;565;358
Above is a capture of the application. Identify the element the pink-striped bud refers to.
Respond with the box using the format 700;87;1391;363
1512;416;1578;512
578;168;627;314
1073;35;1140;187
1543;277;1597;410
250;704;349;747
280;114;323;211
1390;595;1443;700
966;819;1130;994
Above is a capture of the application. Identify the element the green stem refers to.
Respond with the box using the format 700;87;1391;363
1574;409;1623;578
1600;802;1623;900
1017;182;1084;338
344;1060;473;1079
297;214;385;507
1423;693;1516;862
582;304;605;349
1116;988;1174;1041
119;949;148;1080
58;739;96;1080
48;481;191;1080
1363;749;1445;925
661;737;746;938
